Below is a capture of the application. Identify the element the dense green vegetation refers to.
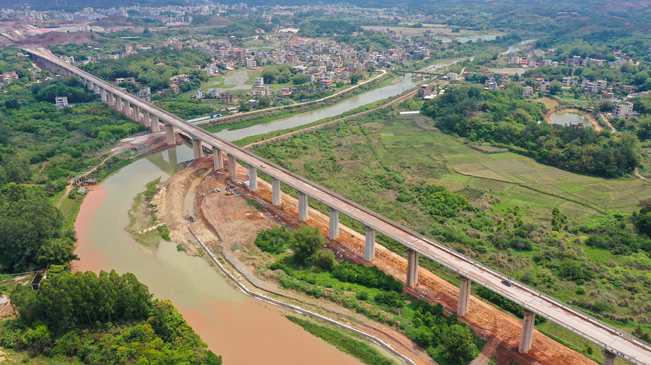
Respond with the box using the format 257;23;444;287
31;76;98;104
421;85;640;177
299;19;361;37
0;184;75;272
287;316;395;365
250;104;651;353
1;267;222;364
81;48;211;92
0;80;144;189
254;226;482;363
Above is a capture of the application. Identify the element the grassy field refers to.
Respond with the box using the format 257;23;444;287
249;106;651;353
286;315;397;365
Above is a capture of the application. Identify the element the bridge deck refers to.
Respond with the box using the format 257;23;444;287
26;47;651;365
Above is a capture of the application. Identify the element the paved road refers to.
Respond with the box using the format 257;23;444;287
25;47;651;365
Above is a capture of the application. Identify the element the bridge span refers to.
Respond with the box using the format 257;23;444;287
25;47;651;365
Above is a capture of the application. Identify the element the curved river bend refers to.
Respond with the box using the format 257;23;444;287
73;50;525;362
74;145;366;365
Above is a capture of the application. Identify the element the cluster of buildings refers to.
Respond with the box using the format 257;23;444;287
0;3;248;22
508;48;634;69
0;71;18;84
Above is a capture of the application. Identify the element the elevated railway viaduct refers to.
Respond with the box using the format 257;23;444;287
25;47;651;365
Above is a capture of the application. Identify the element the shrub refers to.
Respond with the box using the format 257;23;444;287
356;291;369;301
332;261;403;292
576;286;586;295
313;250;336;270
374;291;404;308
0;328;21;348
291;225;325;262
23;325;51;346
255;226;292;254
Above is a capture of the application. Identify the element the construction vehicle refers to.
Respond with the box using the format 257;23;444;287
225;190;233;196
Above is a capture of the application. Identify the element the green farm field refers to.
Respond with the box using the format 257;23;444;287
249;107;651;354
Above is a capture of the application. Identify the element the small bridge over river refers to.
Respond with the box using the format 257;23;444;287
393;70;444;78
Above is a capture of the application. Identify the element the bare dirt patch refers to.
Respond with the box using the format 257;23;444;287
158;153;594;365
244;167;595;365
22;31;101;46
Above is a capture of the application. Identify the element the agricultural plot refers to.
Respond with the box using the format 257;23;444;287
251;111;651;348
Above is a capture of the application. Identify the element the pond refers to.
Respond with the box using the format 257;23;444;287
550;112;593;128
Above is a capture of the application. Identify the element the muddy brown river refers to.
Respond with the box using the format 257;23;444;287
74;145;365;365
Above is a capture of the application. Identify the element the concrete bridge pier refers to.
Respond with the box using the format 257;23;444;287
228;154;237;178
116;97;124;112
457;277;471;316
87;80;94;92
406;249;419;287
150;115;160;132
248;166;258;191
298;192;308;221
93;84;100;95
271;177;281;205
143;110;151;128
192;139;203;159
107;92;114;107
165;124;176;145
133;106;138;121
518;310;536;353
100;88;107;102
364;227;376;261
212;147;224;170
329;208;339;239
602;350;616;365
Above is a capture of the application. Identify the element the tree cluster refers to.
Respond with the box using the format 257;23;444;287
4;269;222;364
409;300;479;363
0;184;76;272
81;48;210;92
32;77;98;104
12;269;151;328
421;85;640;177
332;261;404;292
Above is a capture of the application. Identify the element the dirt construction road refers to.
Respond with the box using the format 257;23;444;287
228;160;595;365
161;153;596;365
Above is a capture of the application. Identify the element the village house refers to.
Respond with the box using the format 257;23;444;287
170;74;190;83
0;71;18;84
55;96;68;108
137;87;151;102
220;92;234;104
614;102;634;119
209;88;221;98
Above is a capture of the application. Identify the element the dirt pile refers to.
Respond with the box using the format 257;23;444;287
22;31;100;46
153;156;219;256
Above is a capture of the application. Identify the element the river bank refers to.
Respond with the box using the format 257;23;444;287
149;146;593;365
199;70;391;130
151;154;419;364
72;146;372;365
239;89;419;148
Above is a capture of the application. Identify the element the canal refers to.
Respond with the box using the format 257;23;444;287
213;73;418;141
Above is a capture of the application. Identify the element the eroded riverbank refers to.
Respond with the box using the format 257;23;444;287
73;146;366;365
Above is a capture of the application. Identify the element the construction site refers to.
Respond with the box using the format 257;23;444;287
151;150;597;365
